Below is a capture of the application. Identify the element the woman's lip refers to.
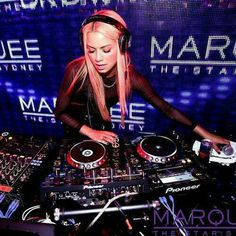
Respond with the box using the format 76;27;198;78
96;64;106;67
96;64;107;70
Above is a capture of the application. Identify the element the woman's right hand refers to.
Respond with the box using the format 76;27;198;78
80;125;118;144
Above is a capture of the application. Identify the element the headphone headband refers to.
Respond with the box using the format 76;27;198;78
80;14;131;52
81;14;130;37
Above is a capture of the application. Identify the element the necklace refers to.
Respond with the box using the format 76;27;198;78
103;79;117;88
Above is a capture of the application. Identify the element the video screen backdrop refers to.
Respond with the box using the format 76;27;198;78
0;0;236;137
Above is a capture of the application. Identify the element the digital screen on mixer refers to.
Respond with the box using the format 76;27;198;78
0;1;236;137
159;171;196;184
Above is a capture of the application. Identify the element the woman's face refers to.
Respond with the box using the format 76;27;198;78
86;31;118;76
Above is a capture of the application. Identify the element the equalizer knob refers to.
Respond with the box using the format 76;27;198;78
1;162;6;170
0;154;3;164
12;161;17;167
15;148;22;153
1;173;6;180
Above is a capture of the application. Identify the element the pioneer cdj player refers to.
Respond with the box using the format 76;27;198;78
40;132;209;208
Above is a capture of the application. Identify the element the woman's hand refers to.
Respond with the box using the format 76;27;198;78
88;130;118;144
193;125;230;153
80;125;118;144
205;132;230;153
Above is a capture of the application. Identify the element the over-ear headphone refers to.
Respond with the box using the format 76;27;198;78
80;14;131;52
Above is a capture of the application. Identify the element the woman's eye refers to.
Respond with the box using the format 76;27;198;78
88;50;95;54
103;49;111;53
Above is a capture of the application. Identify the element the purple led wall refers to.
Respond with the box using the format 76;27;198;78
0;0;235;137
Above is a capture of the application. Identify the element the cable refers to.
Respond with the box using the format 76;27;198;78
0;199;20;219
114;200;126;218
25;216;43;221
165;196;188;236
22;205;41;221
0;210;4;218
114;200;133;232
168;196;186;230
86;192;138;231
160;196;186;233
5;199;20;218
159;196;188;236
0;193;5;218
0;193;5;203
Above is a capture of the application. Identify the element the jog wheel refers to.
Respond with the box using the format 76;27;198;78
137;135;177;164
67;140;107;170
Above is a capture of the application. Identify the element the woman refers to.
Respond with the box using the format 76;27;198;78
54;9;228;152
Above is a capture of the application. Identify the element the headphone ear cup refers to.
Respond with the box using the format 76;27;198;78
79;29;84;50
118;34;127;52
118;34;131;52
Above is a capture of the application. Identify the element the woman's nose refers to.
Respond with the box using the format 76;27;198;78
95;51;103;62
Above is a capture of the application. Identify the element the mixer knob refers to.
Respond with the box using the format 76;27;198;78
186;158;192;163
17;165;22;172
12;161;17;167
20;174;27;182
28;144;33;149
5;154;10;165
20;159;26;168
35;144;41;149
0;152;3;163
14;142;20;147
16;148;21;153
13;169;18;177
9;175;14;181
18;155;25;160
25;157;32;165
1;173;6;180
4;167;11;175
54;160;61;167
12;154;17;160
1;162;6;170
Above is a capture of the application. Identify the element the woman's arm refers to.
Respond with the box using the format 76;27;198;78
130;66;196;129
54;59;86;131
130;66;230;150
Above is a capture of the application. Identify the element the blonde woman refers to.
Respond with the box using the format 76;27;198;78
54;10;228;152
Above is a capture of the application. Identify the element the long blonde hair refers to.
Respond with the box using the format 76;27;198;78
67;10;131;125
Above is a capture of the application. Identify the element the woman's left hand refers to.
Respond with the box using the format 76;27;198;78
205;132;230;153
193;125;230;153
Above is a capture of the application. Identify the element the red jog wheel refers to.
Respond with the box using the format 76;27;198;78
67;140;107;170
137;135;177;164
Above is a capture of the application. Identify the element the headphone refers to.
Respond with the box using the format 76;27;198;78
80;14;131;52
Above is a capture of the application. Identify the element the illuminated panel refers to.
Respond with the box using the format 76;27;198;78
0;1;235;137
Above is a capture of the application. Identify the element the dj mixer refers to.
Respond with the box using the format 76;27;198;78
0;131;55;204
